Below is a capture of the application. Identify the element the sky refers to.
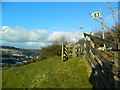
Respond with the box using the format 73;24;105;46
1;0;119;2
0;1;119;49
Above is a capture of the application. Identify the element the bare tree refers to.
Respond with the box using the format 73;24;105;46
86;2;119;38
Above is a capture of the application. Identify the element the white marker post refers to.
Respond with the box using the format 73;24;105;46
91;10;106;51
100;9;106;51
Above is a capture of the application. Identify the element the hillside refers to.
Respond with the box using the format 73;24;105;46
2;56;92;88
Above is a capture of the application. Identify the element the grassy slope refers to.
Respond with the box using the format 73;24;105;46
2;56;92;88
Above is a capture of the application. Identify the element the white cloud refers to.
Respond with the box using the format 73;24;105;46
1;26;47;42
47;31;83;44
23;42;51;48
0;26;84;49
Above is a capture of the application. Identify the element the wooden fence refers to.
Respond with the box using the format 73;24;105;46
61;42;84;61
81;32;120;88
62;31;120;88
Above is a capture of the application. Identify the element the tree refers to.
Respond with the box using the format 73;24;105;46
39;43;61;59
87;2;118;38
39;36;70;60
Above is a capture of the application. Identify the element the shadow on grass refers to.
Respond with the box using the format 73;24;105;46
89;64;120;89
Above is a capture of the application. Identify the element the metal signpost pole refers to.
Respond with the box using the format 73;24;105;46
100;9;106;51
91;9;106;51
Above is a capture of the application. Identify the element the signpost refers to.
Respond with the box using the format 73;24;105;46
91;10;106;51
91;11;102;19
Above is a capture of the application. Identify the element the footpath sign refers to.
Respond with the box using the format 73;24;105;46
91;11;102;19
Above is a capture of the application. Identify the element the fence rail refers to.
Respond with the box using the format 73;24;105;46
84;33;118;50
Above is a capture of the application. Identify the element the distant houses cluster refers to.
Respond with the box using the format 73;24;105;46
0;46;40;65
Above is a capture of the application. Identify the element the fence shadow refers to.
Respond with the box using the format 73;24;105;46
89;64;120;89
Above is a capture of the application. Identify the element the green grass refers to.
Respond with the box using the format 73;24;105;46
2;56;92;88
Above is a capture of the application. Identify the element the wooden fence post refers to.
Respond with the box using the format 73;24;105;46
89;32;95;61
84;32;87;55
117;27;120;81
81;44;84;55
68;45;73;59
72;44;76;58
62;44;63;61
90;32;95;48
118;35;120;80
114;28;120;88
76;43;79;57
62;44;68;61
89;32;96;68
79;45;81;55
84;32;93;75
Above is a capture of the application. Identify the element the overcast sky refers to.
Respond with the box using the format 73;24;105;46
1;1;118;49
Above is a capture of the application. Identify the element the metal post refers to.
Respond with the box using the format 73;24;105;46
100;9;106;50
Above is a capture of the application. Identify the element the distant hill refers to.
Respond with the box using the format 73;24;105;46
0;45;40;51
0;45;20;50
2;56;92;88
1;45;40;64
0;45;40;54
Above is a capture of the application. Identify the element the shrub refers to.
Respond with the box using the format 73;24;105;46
39;43;62;59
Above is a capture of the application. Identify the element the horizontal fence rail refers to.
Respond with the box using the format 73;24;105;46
84;33;118;50
81;39;118;75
